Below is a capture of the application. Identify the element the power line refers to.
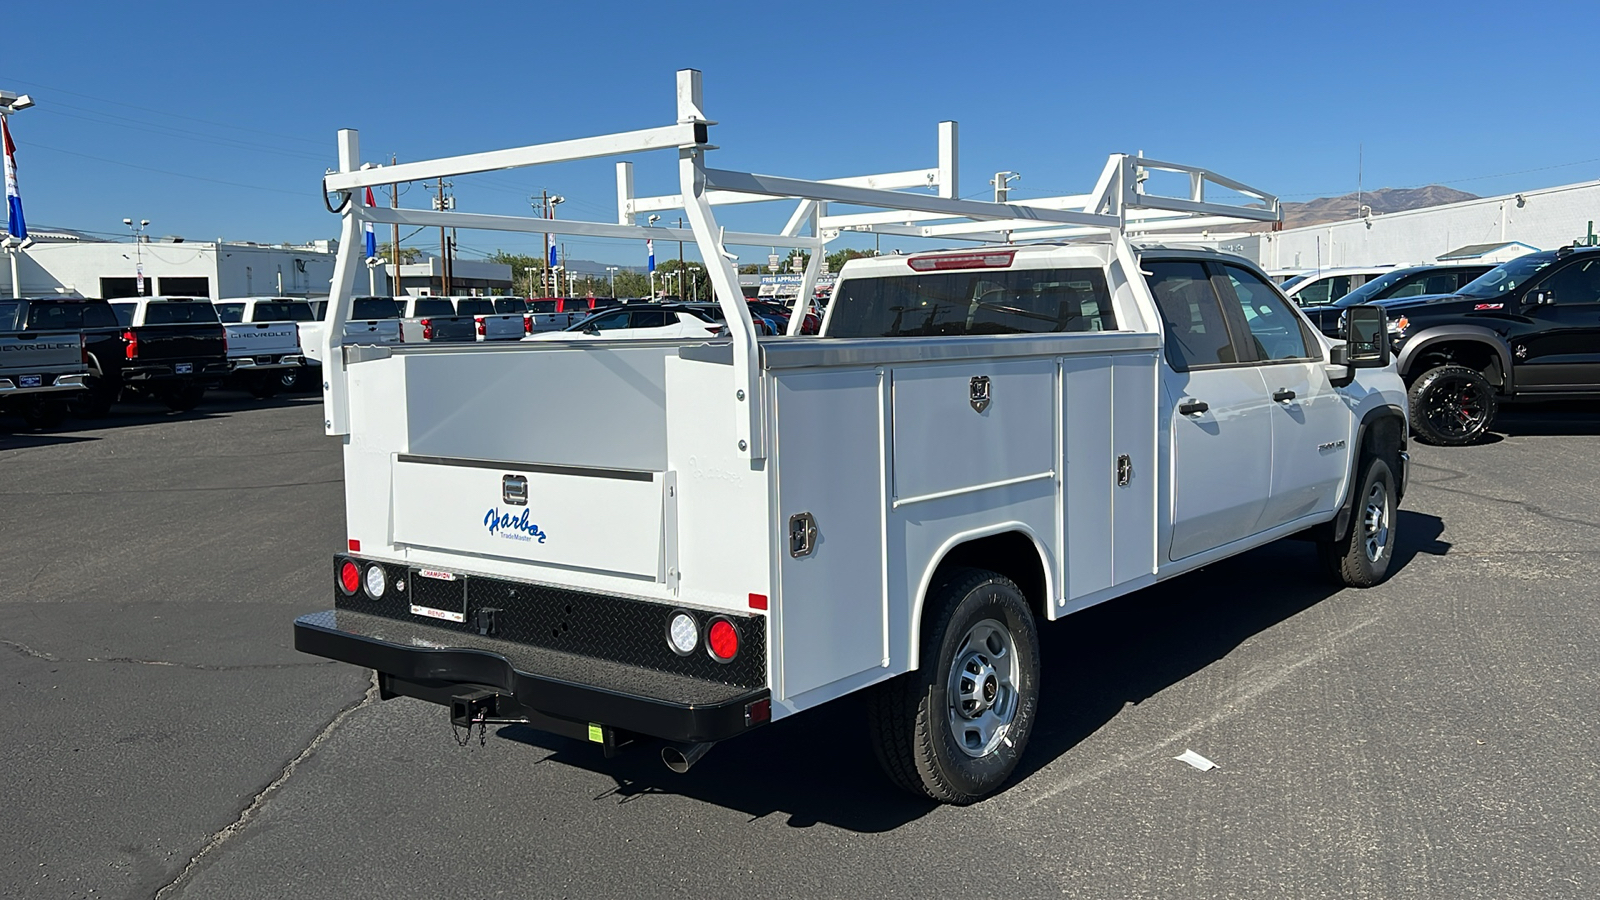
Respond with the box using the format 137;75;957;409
23;141;308;196
33;107;331;164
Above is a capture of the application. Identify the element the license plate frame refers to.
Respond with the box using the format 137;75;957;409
174;363;194;375
408;568;466;623
18;374;41;388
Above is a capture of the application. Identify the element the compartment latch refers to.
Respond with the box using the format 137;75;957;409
788;512;817;558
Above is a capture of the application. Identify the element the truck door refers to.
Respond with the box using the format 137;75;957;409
1215;263;1348;528
1145;261;1272;561
1515;257;1600;390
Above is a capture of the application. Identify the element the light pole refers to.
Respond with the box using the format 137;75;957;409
123;217;151;296
606;266;618;298
546;195;564;295
2;90;36;298
523;266;538;297
647;215;661;298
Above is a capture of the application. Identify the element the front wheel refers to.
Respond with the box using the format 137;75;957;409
1318;456;1398;588
867;568;1040;804
1408;364;1496;446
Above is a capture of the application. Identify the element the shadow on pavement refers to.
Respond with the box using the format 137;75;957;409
11;391;322;436
492;521;1449;832
1493;399;1600;437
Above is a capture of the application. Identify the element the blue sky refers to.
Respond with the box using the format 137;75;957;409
5;0;1598;266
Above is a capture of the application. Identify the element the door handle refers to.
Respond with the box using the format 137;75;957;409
1273;388;1297;402
1178;399;1209;416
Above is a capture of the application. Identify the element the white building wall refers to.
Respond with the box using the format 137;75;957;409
1;239;337;299
1259;179;1600;269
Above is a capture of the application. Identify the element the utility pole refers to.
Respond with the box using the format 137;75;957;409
677;216;684;271
433;177;454;295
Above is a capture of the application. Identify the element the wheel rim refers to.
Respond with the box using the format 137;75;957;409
946;618;1020;758
1420;374;1489;437
1362;480;1391;563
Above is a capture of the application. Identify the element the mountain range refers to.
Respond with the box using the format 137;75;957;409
1279;185;1478;229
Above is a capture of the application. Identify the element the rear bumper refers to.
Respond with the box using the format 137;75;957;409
229;354;303;371
294;609;769;744
0;374;87;395
123;361;228;382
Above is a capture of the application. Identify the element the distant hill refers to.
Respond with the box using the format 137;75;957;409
1280;185;1477;229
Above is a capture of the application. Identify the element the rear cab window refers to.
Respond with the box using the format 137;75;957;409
250;302;314;322
411;299;455;317
111;304;137;327
143;302;220;325
455;299;496;316
351;298;400;319
828;266;1116;338
26;303;89;330
216;303;247;323
0;301;23;331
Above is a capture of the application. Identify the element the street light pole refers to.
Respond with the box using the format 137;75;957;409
123;217;150;296
606;265;618;298
3;90;37;298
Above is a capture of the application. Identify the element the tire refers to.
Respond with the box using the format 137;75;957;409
1318;456;1398;588
20;398;67;431
277;367;301;392
1408;364;1497;446
247;373;280;399
867;568;1041;804
162;381;206;412
70;381;117;418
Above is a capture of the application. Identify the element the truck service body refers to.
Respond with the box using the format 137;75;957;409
295;71;1408;802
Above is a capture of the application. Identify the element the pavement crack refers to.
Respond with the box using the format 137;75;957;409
1;640;335;671
0;638;60;661
152;673;379;900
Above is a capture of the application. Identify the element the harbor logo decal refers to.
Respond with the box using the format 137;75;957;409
484;507;548;543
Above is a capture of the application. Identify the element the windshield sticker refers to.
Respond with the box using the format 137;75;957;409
1474;303;1504;310
484;507;548;543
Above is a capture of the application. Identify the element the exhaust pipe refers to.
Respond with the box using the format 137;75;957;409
661;741;717;774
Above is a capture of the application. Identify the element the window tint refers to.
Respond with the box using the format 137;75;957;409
215;303;246;323
252;302;314;322
829;267;1116;338
1144;261;1240;369
493;298;527;314
1534;258;1600;304
411;298;455;316
455;299;495;316
351;298;399;319
83;304;119;328
144;302;220;325
1222;265;1310;361
527;300;557;313
112;304;136;326
586;311;630;331
629;308;668;328
1420;273;1460;296
25;303;85;330
0;301;22;331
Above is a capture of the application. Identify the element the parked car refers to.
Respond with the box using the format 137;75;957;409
0;299;89;429
1376;246;1600;444
106;296;229;411
525;304;723;340
1299;264;1494;337
1281;267;1392;306
214;297;311;396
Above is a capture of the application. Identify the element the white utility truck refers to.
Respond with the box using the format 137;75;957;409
296;71;1409;803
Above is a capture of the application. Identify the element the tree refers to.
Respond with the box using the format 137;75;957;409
378;242;422;264
827;248;876;272
487;251;549;295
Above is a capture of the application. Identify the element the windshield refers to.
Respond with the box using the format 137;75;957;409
1458;255;1555;299
1335;270;1412;306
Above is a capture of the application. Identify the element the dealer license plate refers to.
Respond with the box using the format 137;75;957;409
18;375;41;388
174;363;193;375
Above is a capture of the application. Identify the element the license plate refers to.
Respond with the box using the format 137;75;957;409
174;363;193;375
18;375;41;388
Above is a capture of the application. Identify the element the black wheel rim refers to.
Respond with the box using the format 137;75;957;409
1421;375;1489;437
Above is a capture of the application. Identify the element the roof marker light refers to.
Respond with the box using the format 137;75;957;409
748;593;768;611
907;251;1016;272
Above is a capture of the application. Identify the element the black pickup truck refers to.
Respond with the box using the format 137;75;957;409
102;297;229;412
1378;246;1600;445
1299;263;1493;337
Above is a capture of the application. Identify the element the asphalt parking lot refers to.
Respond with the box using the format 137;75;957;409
3;395;1598;900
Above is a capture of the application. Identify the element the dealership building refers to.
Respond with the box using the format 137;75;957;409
1204;178;1600;271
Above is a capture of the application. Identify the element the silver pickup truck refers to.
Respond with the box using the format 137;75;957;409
0;299;88;429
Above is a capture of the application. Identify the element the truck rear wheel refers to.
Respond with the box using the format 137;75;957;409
20;398;68;431
1318;456;1398;588
162;381;207;412
1408;364;1496;446
867;567;1040;804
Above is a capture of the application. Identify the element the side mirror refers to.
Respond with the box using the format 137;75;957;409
1528;289;1556;306
1343;304;1391;369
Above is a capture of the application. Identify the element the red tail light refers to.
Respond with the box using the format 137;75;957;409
907;250;1016;272
707;617;739;662
523;314;532;334
420;318;434;340
337;559;360;595
122;329;139;359
475;316;486;336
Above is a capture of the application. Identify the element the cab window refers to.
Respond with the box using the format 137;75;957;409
1219;264;1312;361
1533;258;1600;305
215;303;247;323
1144;261;1242;369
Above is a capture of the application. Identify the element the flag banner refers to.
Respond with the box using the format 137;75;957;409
548;240;557;268
647;239;655;273
3;117;26;241
363;187;377;258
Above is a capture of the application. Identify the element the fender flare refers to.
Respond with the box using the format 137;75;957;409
907;522;1056;666
1396;325;1514;390
1324;404;1408;543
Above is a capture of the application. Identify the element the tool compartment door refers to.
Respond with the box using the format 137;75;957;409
774;368;888;699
